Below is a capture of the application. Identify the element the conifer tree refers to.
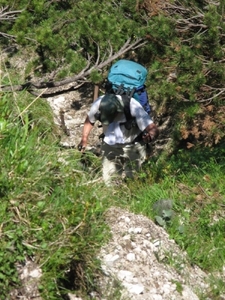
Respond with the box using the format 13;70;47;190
1;0;225;149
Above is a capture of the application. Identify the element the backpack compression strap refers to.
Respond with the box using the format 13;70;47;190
113;83;136;99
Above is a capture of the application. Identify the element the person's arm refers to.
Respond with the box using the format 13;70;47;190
129;98;158;143
142;123;159;144
78;116;94;152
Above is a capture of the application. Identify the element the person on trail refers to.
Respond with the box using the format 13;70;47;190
78;93;158;185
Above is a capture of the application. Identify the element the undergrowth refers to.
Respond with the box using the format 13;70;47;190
127;145;225;298
0;90;112;299
1;87;225;299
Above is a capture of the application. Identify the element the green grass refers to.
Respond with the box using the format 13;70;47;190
126;146;225;298
0;90;110;299
1;86;225;299
128;148;225;268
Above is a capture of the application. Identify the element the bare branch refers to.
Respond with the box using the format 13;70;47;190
0;31;16;39
0;6;23;41
95;43;101;67
197;85;225;103
0;6;23;22
1;37;147;96
164;1;208;33
179;84;225;105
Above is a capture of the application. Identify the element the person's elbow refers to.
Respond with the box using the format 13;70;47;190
84;115;94;126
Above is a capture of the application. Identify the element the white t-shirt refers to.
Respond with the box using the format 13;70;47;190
88;95;153;145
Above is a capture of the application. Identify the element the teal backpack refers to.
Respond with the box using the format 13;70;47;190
106;59;151;114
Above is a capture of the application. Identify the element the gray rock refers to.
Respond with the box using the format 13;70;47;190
97;207;213;300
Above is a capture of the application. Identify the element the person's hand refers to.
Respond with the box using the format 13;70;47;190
142;131;152;143
142;123;159;143
78;141;86;152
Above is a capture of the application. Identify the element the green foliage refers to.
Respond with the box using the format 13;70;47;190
1;88;225;300
206;276;225;300
1;0;151;77
0;89;110;298
90;69;103;83
1;1;225;298
128;145;225;280
2;1;225;151
155;209;173;227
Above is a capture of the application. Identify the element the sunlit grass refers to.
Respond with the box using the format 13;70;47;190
128;147;225;276
1;71;225;299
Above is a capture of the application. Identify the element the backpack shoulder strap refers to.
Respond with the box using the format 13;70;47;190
96;94;137;130
120;95;137;130
121;95;132;120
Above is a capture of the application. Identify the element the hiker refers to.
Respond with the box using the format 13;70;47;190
78;93;158;185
